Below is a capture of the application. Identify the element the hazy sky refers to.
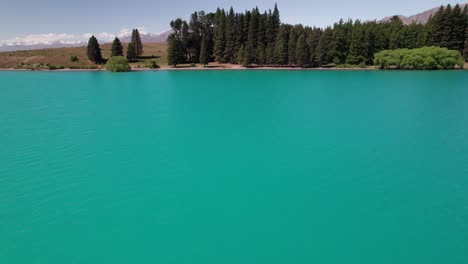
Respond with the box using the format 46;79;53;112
0;0;464;43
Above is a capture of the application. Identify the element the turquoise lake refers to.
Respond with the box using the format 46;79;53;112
0;70;467;263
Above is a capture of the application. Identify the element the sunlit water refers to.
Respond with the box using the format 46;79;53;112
0;70;467;263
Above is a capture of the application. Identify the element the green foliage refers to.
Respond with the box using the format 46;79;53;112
111;37;124;57
131;29;143;57
199;34;210;66
126;43;137;61
167;35;184;67
166;3;467;68
105;56;131;72
70;56;79;62
87;35;103;63
145;60;160;69
374;46;464;70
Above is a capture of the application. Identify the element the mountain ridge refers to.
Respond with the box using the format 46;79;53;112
381;2;467;24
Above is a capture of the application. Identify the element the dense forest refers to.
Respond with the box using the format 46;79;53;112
167;4;468;67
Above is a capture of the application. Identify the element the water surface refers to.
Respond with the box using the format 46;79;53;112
0;70;467;263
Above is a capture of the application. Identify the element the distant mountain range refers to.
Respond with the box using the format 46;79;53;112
0;30;172;52
381;2;467;24
1;2;467;52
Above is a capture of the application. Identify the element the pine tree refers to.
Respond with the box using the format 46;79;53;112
242;43;254;67
265;42;275;64
189;12;202;63
451;4;466;52
126;42;137;61
347;21;366;65
200;34;210;66
87;35;103;63
111;37;124;57
389;16;404;49
295;33;310;67
287;27;298;65
167;35;184;67
256;44;266;65
131;29;143;57
464;27;468;61
224;7;236;63
247;8;259;63
273;25;290;65
440;5;453;48
214;8;226;62
330;19;349;64
316;27;333;66
306;28;322;66
237;45;245;64
271;3;281;39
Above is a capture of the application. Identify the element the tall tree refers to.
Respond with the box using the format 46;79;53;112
111;37;124;57
247;8;259;63
295;33;310;67
131;29;144;57
224;7;236;63
126;42;137;61
242;42;254;67
316;27;333;65
167;19;185;67
287;26;298;65
214;8;226;62
200;34;210;66
273;25;290;65
87;35;103;63
347;21;366;65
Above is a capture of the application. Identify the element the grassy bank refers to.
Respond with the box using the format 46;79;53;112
0;43;168;70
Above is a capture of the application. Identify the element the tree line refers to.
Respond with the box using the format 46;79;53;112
87;29;144;63
167;3;468;67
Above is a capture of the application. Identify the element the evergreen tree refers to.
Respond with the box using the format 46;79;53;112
288;27;298;65
295;33;310;67
200;34;210;66
237;45;245;64
306;28;322;66
451;4;466;52
111;37;124;57
247;8;259;63
214;8;226;62
189;12;203;63
316;27;333;65
126;42;137;61
265;42;275;64
347;21;366;65
167;19;185;67
330;19;349;64
131;29;143;57
242;43;254;67
270;3;281;41
389;16;404;49
167;36;184;67
256;44;266;65
464;27;468;61
273;25;290;65
224;7;236;63
87;35;103;63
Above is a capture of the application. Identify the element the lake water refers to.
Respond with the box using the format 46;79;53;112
0;70;467;263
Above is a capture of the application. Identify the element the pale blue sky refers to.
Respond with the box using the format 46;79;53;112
0;0;464;41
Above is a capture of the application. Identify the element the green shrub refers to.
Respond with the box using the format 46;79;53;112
70;56;79;62
105;56;131;72
374;47;464;70
145;60;160;69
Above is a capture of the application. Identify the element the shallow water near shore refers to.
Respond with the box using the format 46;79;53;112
1;71;467;263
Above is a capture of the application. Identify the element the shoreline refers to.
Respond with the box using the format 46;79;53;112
0;65;380;72
1;64;466;72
